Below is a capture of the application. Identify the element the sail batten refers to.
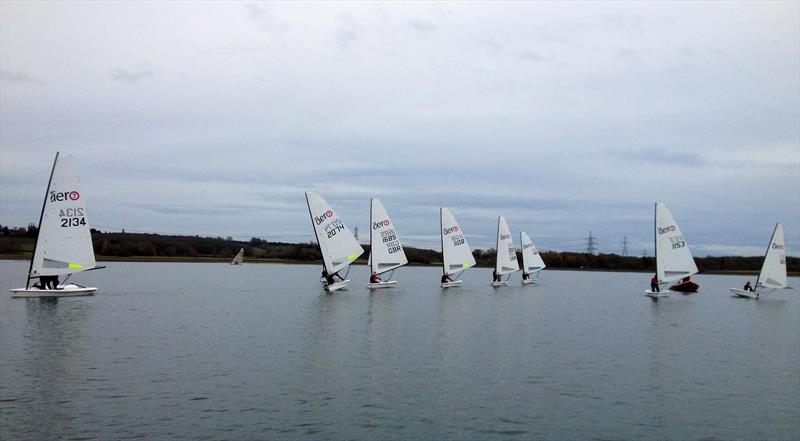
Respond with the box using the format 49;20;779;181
654;203;697;283
306;191;364;275
441;208;476;276
30;154;97;278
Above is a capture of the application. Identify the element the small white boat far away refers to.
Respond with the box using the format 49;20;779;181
440;208;476;288
230;248;244;265
730;223;789;299
367;199;408;289
10;152;102;298
491;216;519;287
520;231;546;285
305;191;364;292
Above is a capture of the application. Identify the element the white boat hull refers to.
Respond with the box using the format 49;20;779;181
730;288;758;299
645;289;670;299
368;280;397;289
521;279;537;285
490;281;509;287
441;280;463;288
324;279;350;292
10;284;97;298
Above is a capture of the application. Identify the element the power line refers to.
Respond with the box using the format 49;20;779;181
622;236;629;256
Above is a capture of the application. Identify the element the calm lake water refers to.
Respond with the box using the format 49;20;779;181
1;259;798;440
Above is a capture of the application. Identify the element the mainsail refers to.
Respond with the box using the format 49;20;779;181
369;199;408;275
495;217;519;275
756;223;787;290
520;231;546;273
231;248;244;265
305;191;364;274
654;202;698;283
29;153;97;282
440;208;476;275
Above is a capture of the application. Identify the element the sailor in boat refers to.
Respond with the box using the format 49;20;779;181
370;273;381;284
522;272;530;281
324;271;344;287
441;273;453;284
40;275;60;290
650;274;660;292
492;269;501;283
743;281;754;292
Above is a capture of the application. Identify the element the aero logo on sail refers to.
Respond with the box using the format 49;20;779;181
500;234;511;240
372;220;390;230
442;226;460;235
773;244;784;250
657;225;676;235
314;210;334;225
50;191;80;202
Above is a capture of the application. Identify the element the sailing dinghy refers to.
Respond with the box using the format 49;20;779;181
10;152;101;298
230;248;244;265
520;231;546;285
491;217;520;287
730;223;788;299
645;202;699;300
440;208;476;288
305;191;364;292
367;199;408;289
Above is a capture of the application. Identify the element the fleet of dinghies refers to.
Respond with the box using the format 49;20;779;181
7;153;793;299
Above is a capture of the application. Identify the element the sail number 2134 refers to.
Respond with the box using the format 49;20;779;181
59;208;86;228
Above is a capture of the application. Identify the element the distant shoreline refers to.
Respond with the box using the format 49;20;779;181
2;253;794;276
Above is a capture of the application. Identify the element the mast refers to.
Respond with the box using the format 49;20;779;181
26;152;59;289
755;223;779;289
305;192;326;273
440;208;445;275
519;232;526;274
495;216;502;273
653;202;658;284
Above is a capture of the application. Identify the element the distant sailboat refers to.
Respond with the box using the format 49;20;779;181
730;223;788;299
520;231;546;285
305;191;364;292
11;152;101;298
230;248;244;265
491;216;519;287
645;202;699;300
440;208;476;288
367;199;408;289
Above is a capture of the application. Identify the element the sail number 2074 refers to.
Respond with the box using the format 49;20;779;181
59;208;86;228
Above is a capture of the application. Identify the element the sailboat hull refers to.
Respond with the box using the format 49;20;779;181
490;281;509;287
521;279;538;285
368;280;397;289
730;288;758;299
669;280;699;293
441;281;463;288
10;284;97;298
645;290;670;299
324;280;350;292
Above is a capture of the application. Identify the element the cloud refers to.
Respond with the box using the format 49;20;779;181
335;14;359;49
407;19;437;34
244;3;287;32
0;70;44;85
517;50;548;63
111;66;154;84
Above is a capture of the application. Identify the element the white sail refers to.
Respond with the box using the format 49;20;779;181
30;153;97;278
495;217;519;275
368;199;408;275
306;191;364;274
756;223;787;290
231;248;244;265
520;231;546;273
655;202;698;283
440;208;476;275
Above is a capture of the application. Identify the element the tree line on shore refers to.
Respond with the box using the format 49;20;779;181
1;225;797;273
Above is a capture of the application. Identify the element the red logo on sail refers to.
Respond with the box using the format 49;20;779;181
69;191;80;201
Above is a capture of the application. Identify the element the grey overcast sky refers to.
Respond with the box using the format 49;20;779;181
1;1;798;256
